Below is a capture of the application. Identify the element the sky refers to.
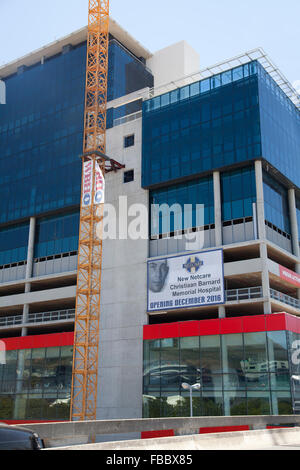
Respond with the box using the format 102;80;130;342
0;0;299;89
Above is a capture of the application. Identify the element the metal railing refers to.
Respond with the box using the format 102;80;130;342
0;309;75;328
113;110;142;127
0;315;23;327
148;48;299;110
270;288;300;309
226;287;263;302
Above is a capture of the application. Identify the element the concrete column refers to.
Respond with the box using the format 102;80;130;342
218;305;226;319
268;340;279;415
260;242;272;314
221;337;230;416
287;189;300;300
213;171;223;247
21;217;36;336
288;189;300;258
255;160;266;240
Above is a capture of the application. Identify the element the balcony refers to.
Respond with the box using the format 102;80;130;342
226;287;263;302
270;288;300;310
0;309;75;329
114;110;142;127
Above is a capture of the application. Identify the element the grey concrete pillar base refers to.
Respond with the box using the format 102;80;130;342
218;305;226;319
255;160;266;240
288;189;300;258
263;301;272;315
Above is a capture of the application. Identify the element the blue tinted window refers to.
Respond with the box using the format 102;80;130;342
150;176;214;236
142;60;300;191
0;44;86;224
221;166;256;221
258;63;300;188
107;39;153;102
263;172;290;234
0;222;29;265
142;62;261;188
34;211;80;258
0;39;153;226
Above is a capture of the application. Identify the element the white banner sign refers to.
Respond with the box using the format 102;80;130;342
82;160;93;207
82;161;105;207
94;163;105;205
147;249;225;312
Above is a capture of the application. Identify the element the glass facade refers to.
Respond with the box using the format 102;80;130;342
143;330;293;418
150;176;214;236
0;38;153;226
34;210;80;258
0;36;153;267
142;61;300;190
107;39;153;102
0;222;29;266
0;345;73;421
142;62;261;188
258;65;300;189
221;166;256;221
0;44;85;225
263;172;290;234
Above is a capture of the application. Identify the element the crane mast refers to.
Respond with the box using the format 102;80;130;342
70;0;110;421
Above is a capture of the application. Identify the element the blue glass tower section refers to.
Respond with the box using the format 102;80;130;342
0;223;29;266
0;44;86;225
142;61;300;190
150;177;214;236
34;211;80;258
258;65;300;189
263;172;290;235
0;38;153;263
108;40;153;102
0;39;153;226
221;166;256;222
107;40;153;128
142;62;261;188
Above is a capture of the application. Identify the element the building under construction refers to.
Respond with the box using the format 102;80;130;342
0;15;300;428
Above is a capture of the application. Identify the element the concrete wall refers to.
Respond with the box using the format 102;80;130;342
147;41;200;88
97;117;148;421
149;228;216;258
0;286;76;310
51;427;300;451
266;225;292;253
0;264;26;284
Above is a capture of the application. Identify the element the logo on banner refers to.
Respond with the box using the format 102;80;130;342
183;256;203;274
94;164;105;205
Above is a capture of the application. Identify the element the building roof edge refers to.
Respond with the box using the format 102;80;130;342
0;18;153;79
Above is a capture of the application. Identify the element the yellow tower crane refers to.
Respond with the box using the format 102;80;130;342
70;0;110;422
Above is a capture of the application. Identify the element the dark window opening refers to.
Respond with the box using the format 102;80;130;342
124;134;135;148
124;170;134;184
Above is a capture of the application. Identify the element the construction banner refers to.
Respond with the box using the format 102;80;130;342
147;249;225;313
94;163;105;205
82;160;93;207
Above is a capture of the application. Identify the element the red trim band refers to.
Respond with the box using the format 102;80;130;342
144;313;299;340
0;332;74;351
